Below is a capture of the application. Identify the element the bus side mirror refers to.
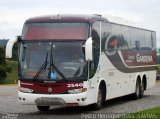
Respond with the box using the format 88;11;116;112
85;37;93;61
5;38;18;58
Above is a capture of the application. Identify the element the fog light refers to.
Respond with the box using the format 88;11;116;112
81;98;85;101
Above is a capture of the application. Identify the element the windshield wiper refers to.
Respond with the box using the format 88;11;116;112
49;44;68;81
33;52;48;80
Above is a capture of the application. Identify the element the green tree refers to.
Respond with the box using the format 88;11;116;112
0;46;6;80
0;46;12;80
0;66;7;79
0;46;6;64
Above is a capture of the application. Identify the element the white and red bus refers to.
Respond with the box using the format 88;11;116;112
6;14;157;111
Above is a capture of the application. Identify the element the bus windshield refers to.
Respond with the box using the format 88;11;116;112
19;41;87;81
22;23;89;40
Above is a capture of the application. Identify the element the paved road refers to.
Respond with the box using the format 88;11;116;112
0;83;160;119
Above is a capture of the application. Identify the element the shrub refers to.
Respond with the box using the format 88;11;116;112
0;46;6;64
5;66;12;73
0;46;13;80
0;66;7;80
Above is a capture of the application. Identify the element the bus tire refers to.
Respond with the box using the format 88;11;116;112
37;106;50;111
139;80;145;98
132;80;140;100
93;87;103;110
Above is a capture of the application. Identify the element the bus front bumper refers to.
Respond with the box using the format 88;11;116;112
18;91;89;107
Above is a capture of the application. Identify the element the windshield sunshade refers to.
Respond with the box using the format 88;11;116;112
23;23;89;40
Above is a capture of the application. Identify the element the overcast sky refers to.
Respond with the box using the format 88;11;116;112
0;0;160;47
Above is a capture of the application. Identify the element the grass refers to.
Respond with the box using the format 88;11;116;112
0;60;18;84
118;107;160;119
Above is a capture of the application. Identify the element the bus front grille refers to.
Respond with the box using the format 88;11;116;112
35;97;66;106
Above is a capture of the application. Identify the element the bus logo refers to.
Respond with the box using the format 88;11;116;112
136;54;153;63
48;87;52;93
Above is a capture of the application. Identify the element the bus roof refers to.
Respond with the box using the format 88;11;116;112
25;14;108;23
25;14;155;32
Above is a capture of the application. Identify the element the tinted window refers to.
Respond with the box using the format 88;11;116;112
137;29;145;50
143;31;152;50
23;23;89;40
130;28;138;49
90;21;100;78
101;22;111;50
111;24;120;34
151;32;156;50
121;26;130;50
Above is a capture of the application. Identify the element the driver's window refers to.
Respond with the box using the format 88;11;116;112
89;22;100;78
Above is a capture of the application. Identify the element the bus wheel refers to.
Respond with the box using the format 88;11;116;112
132;80;140;100
37;106;50;111
93;88;103;110
139;81;144;98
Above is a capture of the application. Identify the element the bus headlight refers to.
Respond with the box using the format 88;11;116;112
19;87;33;93
68;88;87;94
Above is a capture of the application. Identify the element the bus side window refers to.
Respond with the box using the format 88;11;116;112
135;41;140;51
